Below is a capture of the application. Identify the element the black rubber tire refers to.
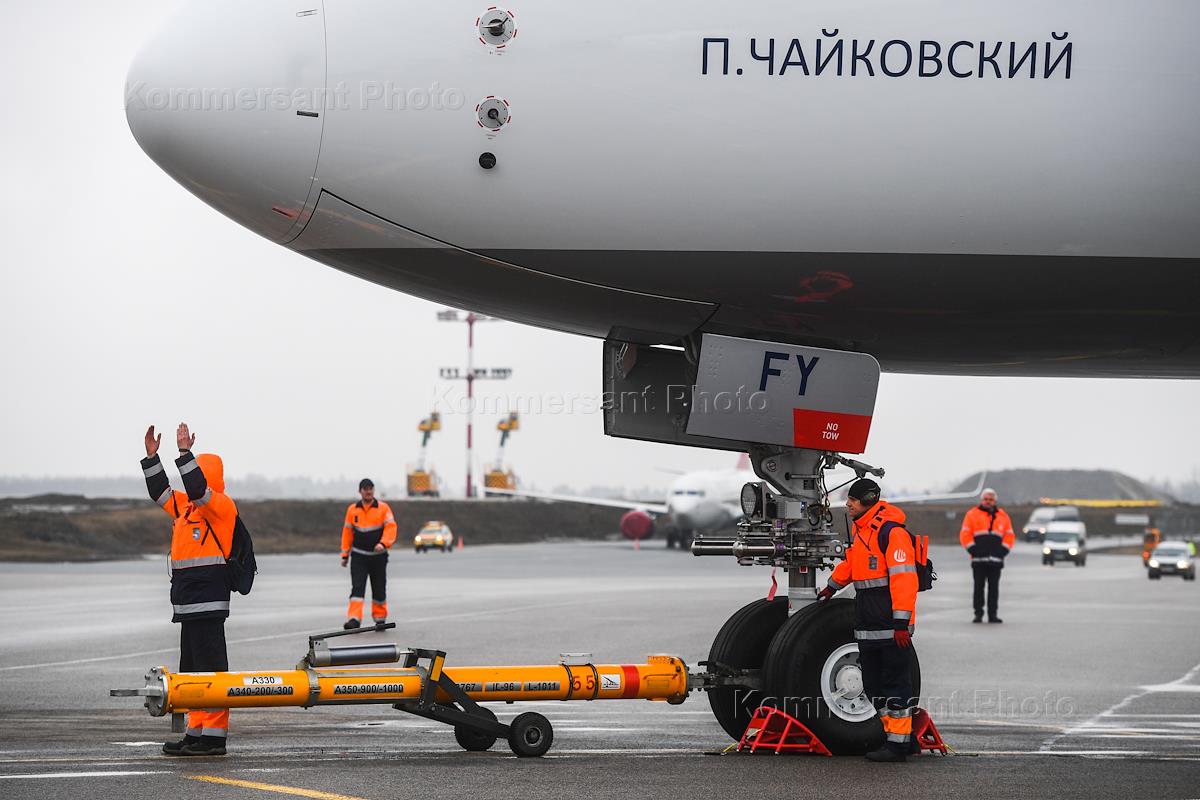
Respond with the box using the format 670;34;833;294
761;598;921;756
453;707;499;752
678;530;695;550
665;530;677;549
507;712;553;757
706;596;789;741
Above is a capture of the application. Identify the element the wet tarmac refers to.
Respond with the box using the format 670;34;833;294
1;539;1197;799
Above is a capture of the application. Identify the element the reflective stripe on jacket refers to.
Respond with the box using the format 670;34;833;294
341;500;397;557
828;501;918;649
142;451;236;622
959;505;1015;565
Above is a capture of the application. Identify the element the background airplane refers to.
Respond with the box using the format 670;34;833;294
491;457;986;547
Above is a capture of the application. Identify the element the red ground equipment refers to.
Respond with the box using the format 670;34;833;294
737;706;832;756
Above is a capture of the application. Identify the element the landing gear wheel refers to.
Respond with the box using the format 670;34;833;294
761;598;921;756
507;712;553;757
706;596;789;741
453;707;498;752
678;529;695;550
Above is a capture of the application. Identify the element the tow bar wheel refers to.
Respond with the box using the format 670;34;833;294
454;707;499;752
508;712;554;757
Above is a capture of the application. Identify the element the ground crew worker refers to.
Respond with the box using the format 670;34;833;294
340;479;397;629
817;479;918;763
959;488;1015;623
141;423;235;757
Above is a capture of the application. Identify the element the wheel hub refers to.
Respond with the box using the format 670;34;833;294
820;643;875;722
834;664;863;697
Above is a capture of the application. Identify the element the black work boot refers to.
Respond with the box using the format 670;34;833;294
972;614;983;624
180;736;227;756
162;735;199;756
865;746;907;763
372;618;386;626
343;618;361;630
988;617;1004;624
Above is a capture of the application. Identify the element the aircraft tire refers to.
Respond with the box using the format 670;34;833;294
706;596;789;740
761;599;922;756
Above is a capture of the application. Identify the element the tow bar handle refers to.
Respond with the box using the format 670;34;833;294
307;622;395;646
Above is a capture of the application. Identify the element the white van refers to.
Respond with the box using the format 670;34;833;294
1042;520;1087;567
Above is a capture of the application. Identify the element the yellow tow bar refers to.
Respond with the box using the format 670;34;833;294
112;623;691;757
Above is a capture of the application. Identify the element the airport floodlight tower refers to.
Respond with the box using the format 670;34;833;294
485;412;520;494
407;412;442;497
437;309;511;498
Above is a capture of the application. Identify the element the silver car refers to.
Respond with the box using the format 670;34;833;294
1148;542;1197;581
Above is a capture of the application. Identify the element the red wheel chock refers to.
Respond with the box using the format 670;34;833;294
737;707;832;756
912;708;948;755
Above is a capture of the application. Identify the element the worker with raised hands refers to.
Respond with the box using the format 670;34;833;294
140;423;236;757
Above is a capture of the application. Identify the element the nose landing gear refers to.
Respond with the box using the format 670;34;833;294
605;335;913;754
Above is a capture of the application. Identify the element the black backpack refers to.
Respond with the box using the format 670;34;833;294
206;516;258;595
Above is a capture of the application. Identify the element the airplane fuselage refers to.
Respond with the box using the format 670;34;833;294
127;0;1200;376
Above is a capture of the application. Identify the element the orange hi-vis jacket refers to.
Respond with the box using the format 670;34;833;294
827;501;918;649
141;450;237;622
341;500;397;558
959;505;1015;565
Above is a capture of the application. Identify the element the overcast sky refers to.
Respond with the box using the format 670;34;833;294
2;0;1197;500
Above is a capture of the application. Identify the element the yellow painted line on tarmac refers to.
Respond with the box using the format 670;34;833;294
187;775;369;800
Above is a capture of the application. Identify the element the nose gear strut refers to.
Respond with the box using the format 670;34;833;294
693;445;886;614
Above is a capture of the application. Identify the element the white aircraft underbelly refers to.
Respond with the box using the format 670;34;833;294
126;0;1200;376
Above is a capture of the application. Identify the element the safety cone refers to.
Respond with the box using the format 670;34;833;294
634;537;641;551
457;535;464;550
